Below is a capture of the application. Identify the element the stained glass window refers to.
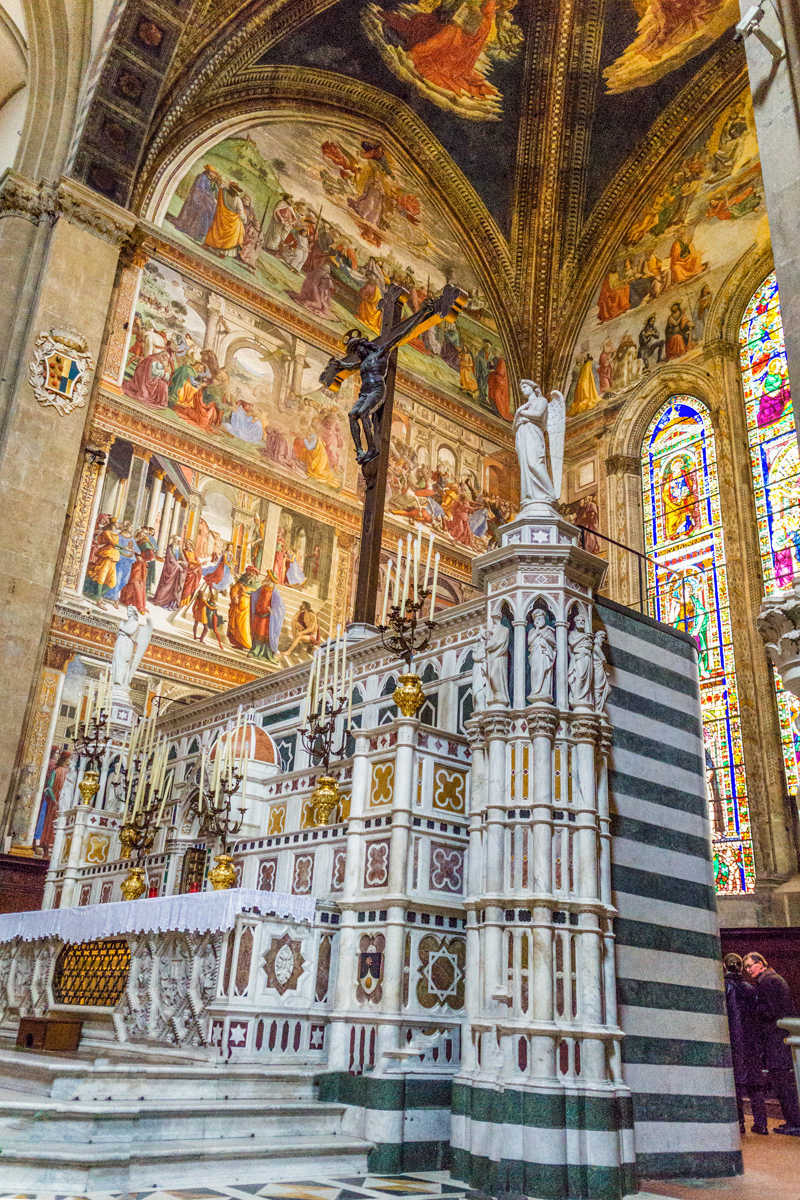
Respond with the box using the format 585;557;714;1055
641;398;753;894
739;272;800;798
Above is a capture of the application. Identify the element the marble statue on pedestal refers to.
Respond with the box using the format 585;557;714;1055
514;379;565;513
486;620;511;706
593;630;610;712
527;611;556;701
567;610;594;707
111;607;153;696
472;629;488;712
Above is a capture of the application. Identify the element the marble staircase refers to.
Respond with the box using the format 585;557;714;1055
0;1046;372;1190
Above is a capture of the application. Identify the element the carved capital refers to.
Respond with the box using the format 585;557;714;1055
604;453;640;477
482;711;512;740
463;715;487;750
57;178;136;247
570;714;600;742
525;705;558;740
0;172;58;226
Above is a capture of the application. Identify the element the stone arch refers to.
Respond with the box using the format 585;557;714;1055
607;365;723;468
130;71;521;376
705;244;775;350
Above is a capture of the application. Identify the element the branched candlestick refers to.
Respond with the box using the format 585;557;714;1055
72;670;113;805
118;718;174;899
377;528;440;716
193;713;252;889
300;630;353;826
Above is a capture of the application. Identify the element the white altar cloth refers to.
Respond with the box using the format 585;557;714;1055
0;889;316;944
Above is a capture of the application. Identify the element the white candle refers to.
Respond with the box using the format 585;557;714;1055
200;744;207;797
402;534;412;609
413;529;420;603
322;634;331;706
310;652;319;715
381;562;392;624
429;552;440;619
394;539;402;604
333;625;342;697
424;530;434;591
341;629;347;695
347;666;353;728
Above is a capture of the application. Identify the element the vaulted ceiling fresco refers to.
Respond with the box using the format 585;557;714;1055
71;0;756;398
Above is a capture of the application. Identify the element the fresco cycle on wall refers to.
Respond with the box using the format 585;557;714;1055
569;90;766;413
79;437;337;670
118;258;515;560
604;0;738;95
162;123;511;419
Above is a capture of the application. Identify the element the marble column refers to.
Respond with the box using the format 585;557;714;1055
157;485;177;554
146;469;165;530
130;450;152;530
512;618;526;709
604;454;644;610
63;432;116;595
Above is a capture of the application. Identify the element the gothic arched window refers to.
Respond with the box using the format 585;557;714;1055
739;272;800;804
641;397;752;894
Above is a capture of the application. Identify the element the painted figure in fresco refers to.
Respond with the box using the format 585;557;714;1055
250;575;286;661
597;267;630;323
290;254;335;319
192;584;225;650
134;526;158;594
170;164;222;242
527;610;556;702
638;314;664;370
569;354;602;415
603;0;736;95
123;341;174;407
120;538;149;614
378;0;500;101
33;747;71;854
284;600;321;658
661;453;700;540
708;103;749;180
474;340;491;406
108;523;140;603
487;354;511;420
459;344;478;398
204;180;247;257
168;541;204;624
202;543;234;592
223;397;264;444
86;518;121;602
664;301;693;359
152;535;187;609
264;194;297;252
669;231;706;284
228;566;261;652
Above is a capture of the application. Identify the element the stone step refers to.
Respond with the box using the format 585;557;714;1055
0;1096;347;1142
0;1132;373;1190
0;1046;315;1100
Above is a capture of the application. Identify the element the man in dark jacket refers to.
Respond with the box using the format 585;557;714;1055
724;953;767;1134
744;951;800;1134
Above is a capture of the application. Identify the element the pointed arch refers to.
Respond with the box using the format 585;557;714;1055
640;394;752;894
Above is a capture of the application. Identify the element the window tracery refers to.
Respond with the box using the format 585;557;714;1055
641;397;752;893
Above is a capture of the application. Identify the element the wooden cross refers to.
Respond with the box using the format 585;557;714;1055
320;282;466;625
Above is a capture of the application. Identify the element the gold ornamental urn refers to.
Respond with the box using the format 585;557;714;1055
78;769;100;806
393;673;425;718
209;853;237;890
121;865;146;901
312;775;340;827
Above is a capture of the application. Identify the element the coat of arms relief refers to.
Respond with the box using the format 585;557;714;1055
28;328;94;416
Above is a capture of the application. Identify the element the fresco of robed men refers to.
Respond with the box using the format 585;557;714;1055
161;121;512;420
122;260;351;493
79;438;335;670
567;91;767;416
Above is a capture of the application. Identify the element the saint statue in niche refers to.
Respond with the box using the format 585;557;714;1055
527;611;556;703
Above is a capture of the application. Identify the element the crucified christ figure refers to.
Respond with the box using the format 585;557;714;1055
320;283;465;464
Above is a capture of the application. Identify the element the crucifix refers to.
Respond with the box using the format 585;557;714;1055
320;282;466;625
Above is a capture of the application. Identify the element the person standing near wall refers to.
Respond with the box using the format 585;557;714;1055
744;952;800;1135
723;953;768;1134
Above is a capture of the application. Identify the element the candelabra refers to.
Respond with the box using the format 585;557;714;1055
377;528;440;717
118;725;174;900
72;671;113;806
118;796;164;900
193;717;252;889
300;632;353;827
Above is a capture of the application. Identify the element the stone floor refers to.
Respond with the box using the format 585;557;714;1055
1;1132;798;1200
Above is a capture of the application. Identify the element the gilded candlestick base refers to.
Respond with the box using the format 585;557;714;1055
121;865;146;901
394;673;425;717
119;823;138;859
312;775;340;826
209;852;237;890
78;769;100;806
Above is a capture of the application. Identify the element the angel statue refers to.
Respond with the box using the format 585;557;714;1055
111;607;153;696
513;379;565;514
